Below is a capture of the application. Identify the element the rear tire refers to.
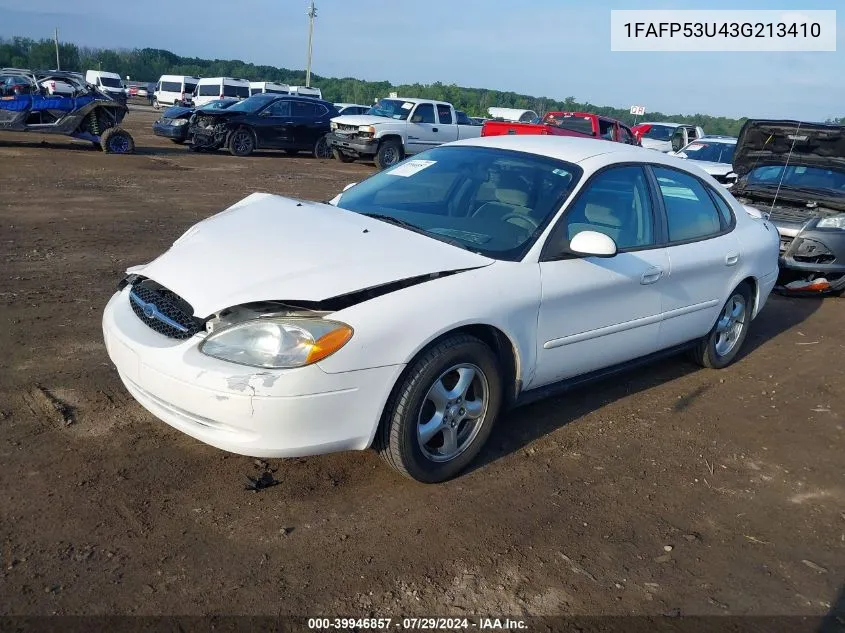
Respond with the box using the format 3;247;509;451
333;148;355;163
374;139;403;170
690;282;753;369
228;127;255;157
374;334;503;483
100;127;135;154
153;98;160;109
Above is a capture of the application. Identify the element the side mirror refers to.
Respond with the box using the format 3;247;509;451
343;182;357;192
410;115;423;123
569;230;617;258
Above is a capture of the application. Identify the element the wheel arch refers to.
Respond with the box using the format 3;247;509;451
738;275;759;317
376;134;404;148
365;322;523;449
228;124;258;147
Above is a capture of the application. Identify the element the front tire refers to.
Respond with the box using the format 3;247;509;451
228;127;255;157
313;134;332;159
374;139;403;170
690;282;753;369
375;334;503;483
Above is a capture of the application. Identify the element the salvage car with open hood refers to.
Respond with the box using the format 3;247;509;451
731;119;845;295
103;135;779;483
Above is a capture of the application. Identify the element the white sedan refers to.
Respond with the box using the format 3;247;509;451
102;135;781;483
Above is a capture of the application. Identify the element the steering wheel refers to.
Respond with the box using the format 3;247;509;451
500;212;540;232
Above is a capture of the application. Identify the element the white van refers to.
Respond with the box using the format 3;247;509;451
288;85;322;99
85;70;126;100
193;77;250;107
153;75;199;108
249;81;289;96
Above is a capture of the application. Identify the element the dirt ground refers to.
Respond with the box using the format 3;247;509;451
0;109;843;620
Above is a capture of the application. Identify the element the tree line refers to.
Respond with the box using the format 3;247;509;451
2;36;831;136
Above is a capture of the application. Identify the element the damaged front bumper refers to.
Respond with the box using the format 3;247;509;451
101;287;404;458
188;115;229;149
326;132;379;159
774;218;845;295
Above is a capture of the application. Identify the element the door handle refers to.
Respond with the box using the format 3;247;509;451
725;253;740;266
432;128;438;132
640;267;663;285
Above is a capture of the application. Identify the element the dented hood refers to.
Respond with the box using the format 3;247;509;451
132;193;493;318
733;119;845;176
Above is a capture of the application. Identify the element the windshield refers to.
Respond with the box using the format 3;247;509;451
678;141;736;164
366;99;416;120
201;99;237;110
99;76;123;88
335;146;582;261
745;165;845;193
642;125;676;141
224;94;276;113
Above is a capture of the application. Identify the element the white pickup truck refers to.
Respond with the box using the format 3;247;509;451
326;97;483;169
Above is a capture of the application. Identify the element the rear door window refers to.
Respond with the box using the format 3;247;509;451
436;104;453;124
292;101;318;118
198;84;219;96
652;166;725;242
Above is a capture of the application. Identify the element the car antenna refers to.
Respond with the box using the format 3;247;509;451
769;122;801;215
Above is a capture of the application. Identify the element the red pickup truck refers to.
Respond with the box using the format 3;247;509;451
481;111;640;146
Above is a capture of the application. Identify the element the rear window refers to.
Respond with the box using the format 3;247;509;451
266;88;288;94
544;115;594;135
643;125;675;141
161;81;181;93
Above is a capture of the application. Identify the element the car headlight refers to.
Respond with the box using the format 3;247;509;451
199;317;353;368
172;119;188;126
358;125;375;135
817;214;845;229
330;121;338;130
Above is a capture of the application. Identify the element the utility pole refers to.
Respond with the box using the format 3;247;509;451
305;0;317;87
54;27;60;70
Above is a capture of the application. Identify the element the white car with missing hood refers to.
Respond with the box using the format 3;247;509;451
669;136;739;187
102;135;780;483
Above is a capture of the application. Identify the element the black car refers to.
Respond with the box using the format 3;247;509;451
153;98;239;143
188;94;339;157
731;119;845;296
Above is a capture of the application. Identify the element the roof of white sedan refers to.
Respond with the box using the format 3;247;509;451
451;134;689;167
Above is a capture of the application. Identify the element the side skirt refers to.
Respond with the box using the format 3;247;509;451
512;341;698;409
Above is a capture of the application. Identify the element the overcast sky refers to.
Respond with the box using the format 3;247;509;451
1;0;842;120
